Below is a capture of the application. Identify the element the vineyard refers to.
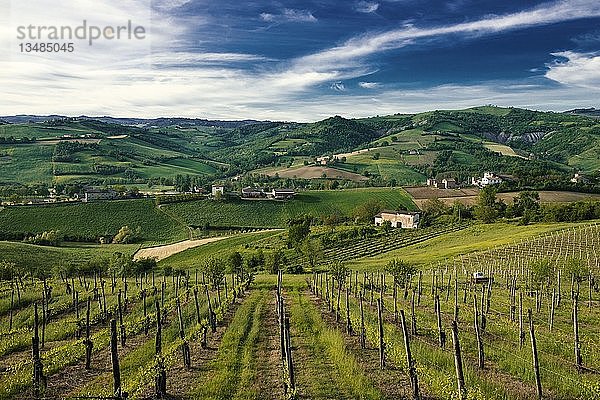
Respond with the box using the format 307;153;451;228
0;223;599;399
163;188;416;229
0;200;188;244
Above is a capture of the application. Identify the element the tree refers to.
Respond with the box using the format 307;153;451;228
329;260;350;287
203;256;226;289
475;186;499;223
287;215;312;248
531;259;554;290
564;258;589;282
353;199;383;224
301;239;322;270
385;258;416;287
228;251;243;276
112;225;142;244
267;248;287;274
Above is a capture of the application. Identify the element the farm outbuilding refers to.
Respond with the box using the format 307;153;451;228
374;210;421;229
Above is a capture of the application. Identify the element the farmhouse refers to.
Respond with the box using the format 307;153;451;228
241;187;263;198
374;210;421;229
442;178;457;189
472;172;502;187
269;188;295;200
83;189;118;202
211;185;225;197
427;178;456;189
571;173;588;184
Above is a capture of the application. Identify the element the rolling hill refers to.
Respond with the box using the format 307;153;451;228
1;107;599;192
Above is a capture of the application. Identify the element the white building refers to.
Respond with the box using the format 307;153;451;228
211;185;225;196
472;172;503;187
83;189;118;202
374;210;420;229
269;188;295;200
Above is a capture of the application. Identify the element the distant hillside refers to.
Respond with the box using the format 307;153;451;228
1;106;599;191
0;115;268;128
565;108;600;118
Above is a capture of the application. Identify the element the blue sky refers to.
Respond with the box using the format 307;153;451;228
1;0;599;120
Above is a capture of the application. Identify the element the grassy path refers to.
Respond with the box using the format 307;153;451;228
286;288;384;400
190;289;281;400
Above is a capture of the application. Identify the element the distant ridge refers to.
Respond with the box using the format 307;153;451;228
564;108;600;118
0;115;270;128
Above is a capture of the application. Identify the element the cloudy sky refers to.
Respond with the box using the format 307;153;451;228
1;0;599;121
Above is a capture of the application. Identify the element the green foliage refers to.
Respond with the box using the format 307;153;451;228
352;199;383;224
563;257;590;282
287;215;312;248
0;199;187;244
385;258;416;287
23;230;63;246
267;248;287;274
530;259;554;289
112;225;142;244
203;256;226;289
328;260;350;286
163;188;416;229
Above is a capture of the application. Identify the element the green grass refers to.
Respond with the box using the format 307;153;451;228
0;241;138;274
287;288;384;399
348;221;592;270
191;290;267;399
0;199;187;244
164;188;417;229
158;231;282;269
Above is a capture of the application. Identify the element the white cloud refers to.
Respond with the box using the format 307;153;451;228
260;9;317;23
359;81;380;88
545;51;600;88
1;0;600;122
330;81;346;91
356;1;379;13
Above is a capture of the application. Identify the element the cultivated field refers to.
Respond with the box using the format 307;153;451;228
164;188;417;229
264;165;368;181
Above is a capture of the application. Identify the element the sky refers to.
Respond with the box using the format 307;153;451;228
0;0;599;121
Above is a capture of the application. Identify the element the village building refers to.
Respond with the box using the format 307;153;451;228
241;187;264;198
472;172;503;187
442;178;457;189
570;173;588;184
269;188;295;200
211;185;225;197
374;210;421;229
83;189;118;202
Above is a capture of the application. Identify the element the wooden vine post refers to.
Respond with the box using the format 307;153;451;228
359;293;366;349
528;309;543;400
451;320;465;400
155;300;167;398
32;303;46;398
84;297;93;370
109;319;123;399
377;298;385;369
177;298;192;369
473;294;485;369
400;310;420;400
345;288;352;334
573;294;582;371
118;290;126;347
435;295;446;348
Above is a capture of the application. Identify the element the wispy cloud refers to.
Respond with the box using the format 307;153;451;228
356;1;379;14
1;0;599;121
260;9;317;23
545;51;600;88
359;81;380;88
